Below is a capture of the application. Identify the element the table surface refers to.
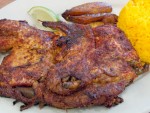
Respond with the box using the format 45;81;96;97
0;0;14;9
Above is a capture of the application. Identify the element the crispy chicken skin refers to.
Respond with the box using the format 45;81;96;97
0;19;149;111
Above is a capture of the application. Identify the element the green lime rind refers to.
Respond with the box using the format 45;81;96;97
28;6;59;21
28;6;59;31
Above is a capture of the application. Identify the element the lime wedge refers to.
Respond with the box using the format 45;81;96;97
28;6;59;31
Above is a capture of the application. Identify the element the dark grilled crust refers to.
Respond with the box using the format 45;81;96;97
0;19;148;110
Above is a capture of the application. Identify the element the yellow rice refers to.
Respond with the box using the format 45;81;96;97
117;0;150;63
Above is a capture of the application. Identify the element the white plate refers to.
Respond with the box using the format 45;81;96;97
0;0;150;113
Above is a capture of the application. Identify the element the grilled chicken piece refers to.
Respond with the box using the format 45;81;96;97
0;19;149;111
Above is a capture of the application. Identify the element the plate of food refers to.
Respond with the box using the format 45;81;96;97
0;0;150;113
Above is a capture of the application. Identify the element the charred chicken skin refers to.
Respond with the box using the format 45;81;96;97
0;19;149;111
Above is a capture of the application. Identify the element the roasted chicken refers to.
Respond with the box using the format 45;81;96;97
0;19;149;111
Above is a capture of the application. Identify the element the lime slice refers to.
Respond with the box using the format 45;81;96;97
28;6;59;31
28;6;58;21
